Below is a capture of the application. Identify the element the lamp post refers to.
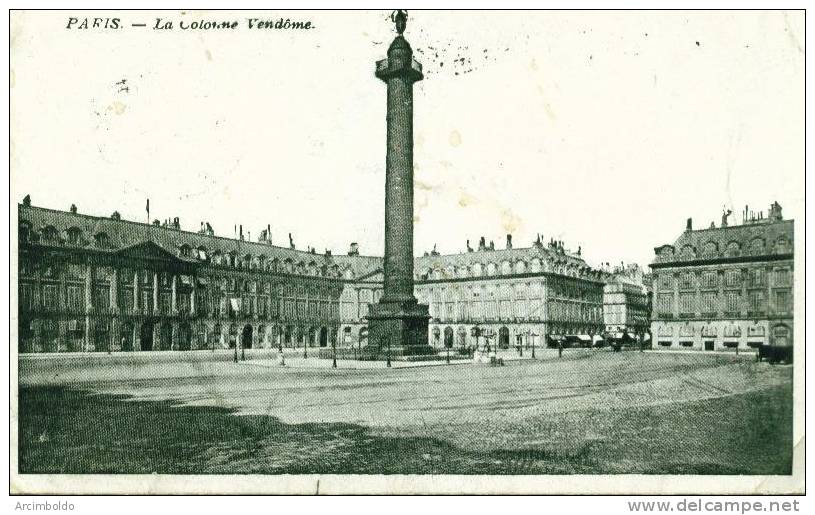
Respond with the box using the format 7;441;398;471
446;338;450;364
531;332;538;359
332;338;337;368
386;335;391;368
303;336;308;359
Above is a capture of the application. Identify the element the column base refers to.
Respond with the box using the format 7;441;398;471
366;299;432;357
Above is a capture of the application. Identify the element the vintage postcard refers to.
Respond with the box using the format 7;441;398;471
9;9;804;495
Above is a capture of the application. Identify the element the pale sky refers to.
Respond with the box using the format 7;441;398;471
10;10;804;268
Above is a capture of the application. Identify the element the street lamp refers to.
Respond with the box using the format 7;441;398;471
332;338;337;368
531;332;538;359
386;335;391;368
303;331;308;359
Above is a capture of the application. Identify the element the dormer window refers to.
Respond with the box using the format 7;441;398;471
94;232;110;248
179;244;192;258
66;227;82;245
41;225;58;243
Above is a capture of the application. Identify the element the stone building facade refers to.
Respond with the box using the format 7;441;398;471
602;264;651;341
649;203;794;351
17;201;606;354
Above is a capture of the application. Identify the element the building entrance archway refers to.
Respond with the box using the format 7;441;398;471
319;327;328;347
498;326;510;349
178;322;192;351
443;327;454;348
241;325;253;349
140;321;154;351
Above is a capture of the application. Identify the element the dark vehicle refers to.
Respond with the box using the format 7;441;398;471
757;344;792;364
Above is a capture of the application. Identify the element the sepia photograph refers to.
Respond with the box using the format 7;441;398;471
8;8;804;496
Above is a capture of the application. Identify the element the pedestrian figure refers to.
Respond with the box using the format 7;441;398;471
558;340;563;358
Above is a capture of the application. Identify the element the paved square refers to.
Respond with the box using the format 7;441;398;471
18;351;792;474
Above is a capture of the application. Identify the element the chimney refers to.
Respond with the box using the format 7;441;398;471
152;219;160;226
478;236;486;251
22;195;31;207
506;234;513;250
685;218;693;231
70;204;77;214
769;201;783;221
173;217;180;229
239;224;243;240
348;242;359;256
111;211;121;220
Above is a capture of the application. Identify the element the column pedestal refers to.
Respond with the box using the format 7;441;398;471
367;299;432;357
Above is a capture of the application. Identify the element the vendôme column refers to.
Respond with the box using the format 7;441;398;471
367;10;432;357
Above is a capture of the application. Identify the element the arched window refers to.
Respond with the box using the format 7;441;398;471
703;241;718;256
725;241;741;258
66;227;83;245
41;225;58;243
775;237;790;254
681;245;696;259
94;232;110;248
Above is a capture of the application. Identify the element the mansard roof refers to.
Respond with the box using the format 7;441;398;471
18;203;604;283
652;218;794;266
18;204;377;278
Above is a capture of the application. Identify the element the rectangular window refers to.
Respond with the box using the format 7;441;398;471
724;270;742;288
141;290;152;314
699;291;717;315
658;341;672;347
656;293;673;316
93;285;110;311
701;272;718;288
680;341;693;347
42;284;59;311
775;290;790;313
160;292;172;314
679;293;695;315
748;290;766;314
66;285;85;311
20;283;35;311
748;268;765;287
679;273;694;290
774;269;790;286
119;287;134;313
724;291;741;313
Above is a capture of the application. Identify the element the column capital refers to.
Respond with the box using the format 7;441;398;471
376;37;423;82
